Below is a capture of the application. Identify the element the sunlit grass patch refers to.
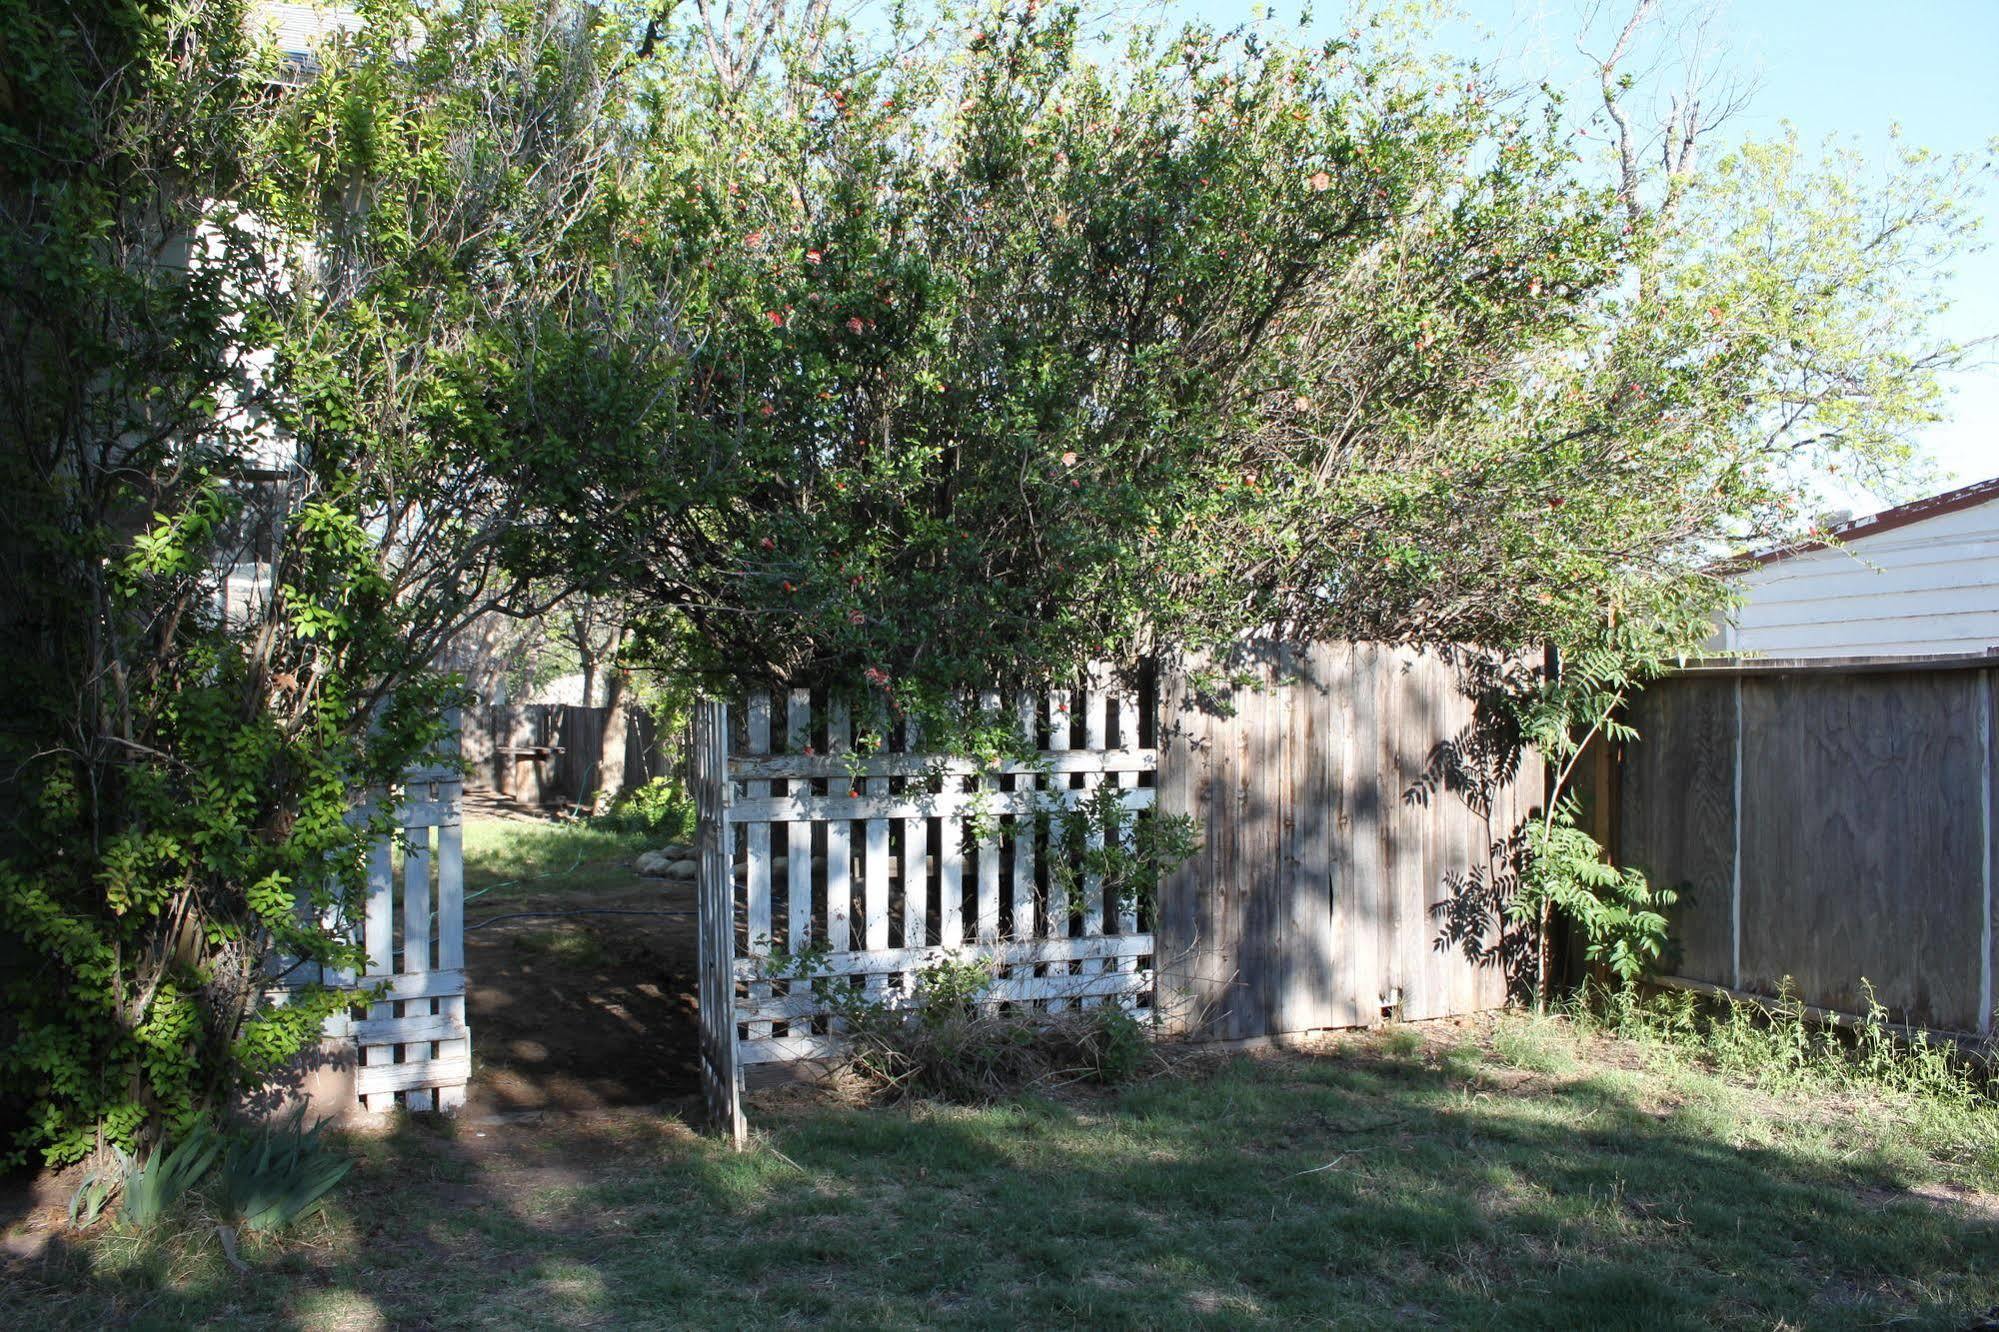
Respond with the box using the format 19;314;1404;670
11;1007;1999;1329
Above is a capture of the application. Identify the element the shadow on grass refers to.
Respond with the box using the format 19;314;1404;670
7;1038;1999;1329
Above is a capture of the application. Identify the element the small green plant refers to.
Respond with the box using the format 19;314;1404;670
1510;798;1677;992
1042;782;1200;924
115;1122;222;1231
598;777;695;838
67;1164;118;1229
1564;976;1998;1115
215;1107;353;1234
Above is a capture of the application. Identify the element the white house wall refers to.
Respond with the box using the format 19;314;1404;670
1712;495;1999;659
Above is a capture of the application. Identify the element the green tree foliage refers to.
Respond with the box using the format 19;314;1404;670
475;1;1984;693
0;0;511;1164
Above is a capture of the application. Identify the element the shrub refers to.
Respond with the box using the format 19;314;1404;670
597;777;696;840
817;958;1155;1102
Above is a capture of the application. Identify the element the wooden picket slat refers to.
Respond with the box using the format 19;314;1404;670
825;697;853;955
786;689;813;955
939;699;966;949
864;704;891;999
434;817;467;1112
745;693;774;1040
401;829;435;1112
976;690;1003;944
1012;692;1038;946
1045;686;1074;1012
354;1054;473;1097
1079;676;1109;1003
901;716;928;977
694;699;746;1146
1115;688;1141;978
360;826;396;1113
352;1012;469;1045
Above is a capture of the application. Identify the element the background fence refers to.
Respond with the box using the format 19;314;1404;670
1616;653;1998;1036
461;702;679;810
1156;643;1546;1040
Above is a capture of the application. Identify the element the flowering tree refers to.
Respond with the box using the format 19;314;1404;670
483;0;1982;696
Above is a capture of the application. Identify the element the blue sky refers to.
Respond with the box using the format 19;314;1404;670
1175;0;1999;505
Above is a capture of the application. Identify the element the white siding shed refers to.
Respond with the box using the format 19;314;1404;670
1712;476;1999;660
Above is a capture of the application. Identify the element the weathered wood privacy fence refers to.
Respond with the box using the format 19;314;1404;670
461;702;678;810
693;680;1157;1140
1155;644;1547;1040
1617;652;1999;1036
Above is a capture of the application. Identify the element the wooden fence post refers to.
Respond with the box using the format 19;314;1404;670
695;698;746;1146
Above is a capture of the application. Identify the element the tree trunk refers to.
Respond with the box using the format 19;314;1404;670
592;626;631;813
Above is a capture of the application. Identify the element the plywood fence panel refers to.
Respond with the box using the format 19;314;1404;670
1737;671;1987;1029
1620;679;1738;986
1619;662;1999;1037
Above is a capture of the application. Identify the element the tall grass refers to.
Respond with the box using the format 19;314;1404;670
1561;978;1999;1180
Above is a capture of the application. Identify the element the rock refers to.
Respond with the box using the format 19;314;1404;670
634;850;673;877
665;858;698;881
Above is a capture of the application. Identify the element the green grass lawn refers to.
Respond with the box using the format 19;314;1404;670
10;1015;1999;1329
459;817;662;908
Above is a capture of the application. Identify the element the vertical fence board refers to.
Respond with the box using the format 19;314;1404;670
1013;693;1039;946
975;690;1003;944
744;693;773;1039
786;690;813;955
1114;688;1140;979
1045;687;1075;1010
864;703;892;997
694;700;745;1144
434;818;467;1112
361;826;396;1112
1080;677;1109;999
901;716;929;984
939;719;965;949
825;697;853;955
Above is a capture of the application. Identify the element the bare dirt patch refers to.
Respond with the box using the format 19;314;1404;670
462;872;702;1116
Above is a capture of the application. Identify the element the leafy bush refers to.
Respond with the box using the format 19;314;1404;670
215;1108;353;1234
597;777;696;839
1512;798;1678;987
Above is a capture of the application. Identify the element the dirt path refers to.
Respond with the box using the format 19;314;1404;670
461;873;703;1116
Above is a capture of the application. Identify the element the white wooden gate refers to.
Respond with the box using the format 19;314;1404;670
322;748;471;1113
693;679;1159;1140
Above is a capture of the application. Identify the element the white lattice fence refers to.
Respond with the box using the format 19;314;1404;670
351;758;470;1112
694;676;1158;1110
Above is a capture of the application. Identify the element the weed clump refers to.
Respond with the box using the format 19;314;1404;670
810;957;1153;1103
